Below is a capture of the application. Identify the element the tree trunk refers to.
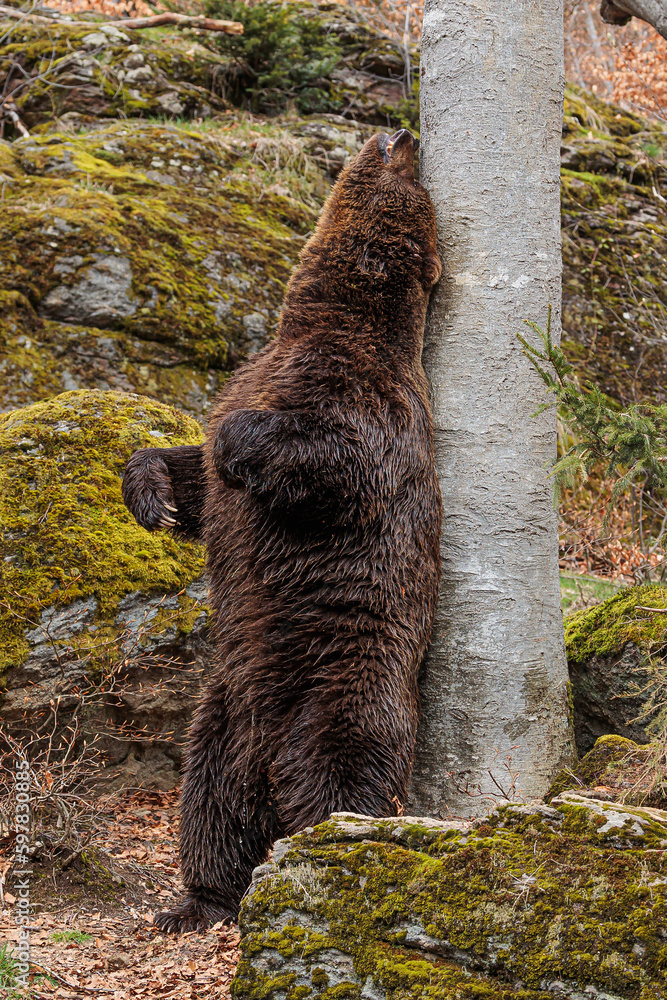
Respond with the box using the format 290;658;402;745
408;0;575;818
600;0;667;39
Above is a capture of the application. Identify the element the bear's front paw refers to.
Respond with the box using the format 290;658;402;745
153;895;236;934
122;449;179;532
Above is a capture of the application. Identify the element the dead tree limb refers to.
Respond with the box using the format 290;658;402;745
0;5;244;34
600;0;667;39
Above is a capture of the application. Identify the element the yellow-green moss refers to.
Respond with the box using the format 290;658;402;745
565;584;667;667
0;118;325;414
561;86;667;406
1;20;231;130
0;389;204;680
546;734;639;801
233;802;667;999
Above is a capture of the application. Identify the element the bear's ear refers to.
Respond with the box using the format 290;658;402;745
423;253;442;287
379;129;417;183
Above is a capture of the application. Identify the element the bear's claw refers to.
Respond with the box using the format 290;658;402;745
154;896;236;934
122;449;178;533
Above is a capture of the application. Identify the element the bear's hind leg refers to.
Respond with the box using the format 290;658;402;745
272;678;417;834
154;689;280;933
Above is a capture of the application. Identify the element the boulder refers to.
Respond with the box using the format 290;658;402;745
2;19;230;129
0;3;419;133
232;801;667;999
565;584;667;754
561;88;667;406
0;389;211;788
0;115;372;416
548;734;667;809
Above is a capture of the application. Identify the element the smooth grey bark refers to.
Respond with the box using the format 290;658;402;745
408;0;575;818
600;0;667;39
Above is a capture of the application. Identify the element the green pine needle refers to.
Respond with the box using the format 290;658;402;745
519;310;667;536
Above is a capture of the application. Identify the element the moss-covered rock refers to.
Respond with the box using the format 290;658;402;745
232;803;667;999
561;88;667;406
0;119;313;413
547;734;667;809
1;17;230;130
0;3;417;134
0;389;210;784
0;114;375;415
565;585;667;753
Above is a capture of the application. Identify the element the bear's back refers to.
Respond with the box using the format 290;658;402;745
201;332;441;706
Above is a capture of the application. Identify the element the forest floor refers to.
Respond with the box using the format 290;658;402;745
0;789;240;999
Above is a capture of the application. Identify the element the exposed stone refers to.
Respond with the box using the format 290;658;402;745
156;92;185;115
41;253;138;327
565;584;667;753
0;118;335;415
0;389;210;788
234;803;667;999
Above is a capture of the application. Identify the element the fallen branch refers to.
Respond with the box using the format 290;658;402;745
0;5;243;34
1;97;29;137
29;960;115;994
94;12;244;34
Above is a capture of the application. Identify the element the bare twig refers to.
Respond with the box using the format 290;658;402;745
29;960;116;994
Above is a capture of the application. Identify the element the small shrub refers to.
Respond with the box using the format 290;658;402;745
205;0;342;115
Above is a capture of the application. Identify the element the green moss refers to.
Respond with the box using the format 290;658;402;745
560;87;667;407
75;848;125;899
0;389;204;681
565;584;667;667
547;735;667;809
1;20;230;132
546;734;639;800
2;6;418;134
0;118;326;414
233;803;667;999
564;86;645;138
310;967;329;990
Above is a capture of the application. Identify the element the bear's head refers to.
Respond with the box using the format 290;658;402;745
294;129;441;306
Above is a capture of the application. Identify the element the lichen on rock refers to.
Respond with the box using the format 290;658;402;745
1;19;230;129
0;114;372;415
232;803;667;999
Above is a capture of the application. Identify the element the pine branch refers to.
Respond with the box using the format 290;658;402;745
519;311;667;529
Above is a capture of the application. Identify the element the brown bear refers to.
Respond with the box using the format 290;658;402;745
122;128;442;933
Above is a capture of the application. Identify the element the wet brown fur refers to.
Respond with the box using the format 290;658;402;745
123;130;442;932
